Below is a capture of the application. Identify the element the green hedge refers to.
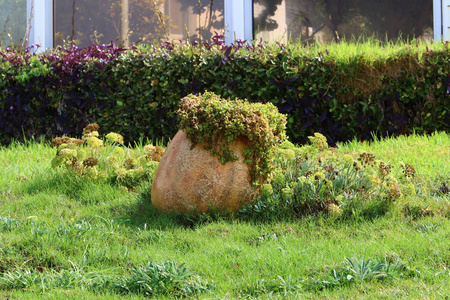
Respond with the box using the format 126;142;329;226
1;41;449;145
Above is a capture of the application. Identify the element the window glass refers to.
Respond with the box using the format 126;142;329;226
54;0;224;47
0;0;27;47
254;0;433;43
167;0;224;42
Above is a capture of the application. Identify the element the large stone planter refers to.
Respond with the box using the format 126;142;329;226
151;130;256;214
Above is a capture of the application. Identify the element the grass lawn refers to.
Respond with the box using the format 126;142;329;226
0;131;449;299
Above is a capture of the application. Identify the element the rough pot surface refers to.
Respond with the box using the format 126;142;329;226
151;130;256;214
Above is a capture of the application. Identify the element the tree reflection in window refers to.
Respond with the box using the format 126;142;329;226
54;0;224;47
55;0;166;46
254;0;433;43
169;0;224;43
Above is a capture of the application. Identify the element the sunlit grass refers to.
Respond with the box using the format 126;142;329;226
286;37;447;63
0;132;449;299
338;131;449;179
337;132;450;218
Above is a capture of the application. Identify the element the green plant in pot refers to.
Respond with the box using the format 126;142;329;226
151;92;287;214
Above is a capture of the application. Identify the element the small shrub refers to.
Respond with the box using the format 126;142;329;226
240;132;417;220
50;123;163;189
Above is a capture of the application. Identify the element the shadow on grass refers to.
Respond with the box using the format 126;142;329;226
121;185;396;232
120;185;239;230
16;171;225;230
19;171;122;205
117;186;180;230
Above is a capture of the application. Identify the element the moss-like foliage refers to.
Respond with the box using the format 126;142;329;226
177;92;287;185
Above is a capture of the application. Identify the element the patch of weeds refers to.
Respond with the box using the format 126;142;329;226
0;261;213;298
0;263;111;292
54;219;92;238
240;275;303;298
113;261;213;297
247;233;280;247
247;228;293;247
304;256;418;292
0;216;21;232
415;222;440;234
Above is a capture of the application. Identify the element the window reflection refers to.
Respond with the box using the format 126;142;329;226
253;0;285;41
54;0;163;46
168;0;223;42
0;0;26;47
54;0;224;47
254;0;433;43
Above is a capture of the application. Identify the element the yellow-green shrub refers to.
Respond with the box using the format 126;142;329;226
51;123;164;189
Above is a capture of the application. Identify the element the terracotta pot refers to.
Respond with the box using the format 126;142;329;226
151;130;256;214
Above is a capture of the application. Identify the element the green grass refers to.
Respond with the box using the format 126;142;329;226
286;37;448;64
338;132;449;178
0;132;449;299
337;132;450;217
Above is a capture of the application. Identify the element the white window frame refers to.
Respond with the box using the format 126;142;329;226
436;0;450;40
27;0;53;51
27;0;446;49
433;0;450;40
434;0;442;39
224;0;253;44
